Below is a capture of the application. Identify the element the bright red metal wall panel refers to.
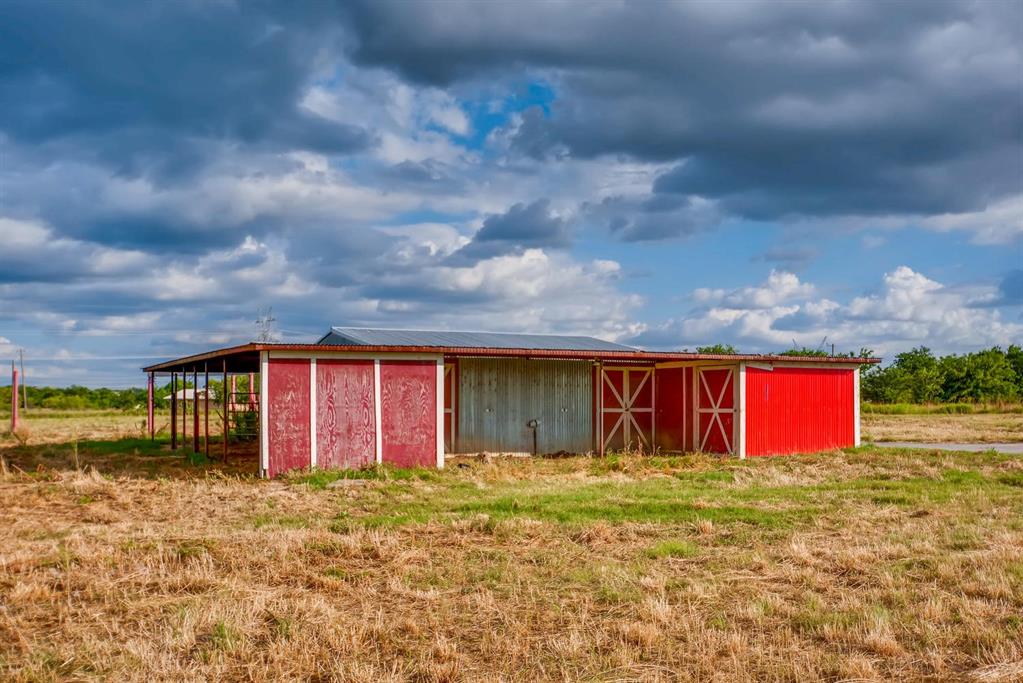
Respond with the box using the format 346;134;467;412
267;358;311;477
746;367;855;456
684;367;693;451
316;360;376;470
655;367;686;451
380;360;437;468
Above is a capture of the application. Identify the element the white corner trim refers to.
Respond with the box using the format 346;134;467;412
853;368;861;447
737;362;747;459
436;358;445;468
309;358;317;469
374;359;383;465
260;351;269;477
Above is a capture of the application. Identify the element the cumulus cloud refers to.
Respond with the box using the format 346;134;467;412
631;266;1023;356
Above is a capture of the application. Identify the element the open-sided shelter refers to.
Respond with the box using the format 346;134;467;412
143;327;878;477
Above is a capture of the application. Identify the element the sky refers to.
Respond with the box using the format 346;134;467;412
1;0;1021;388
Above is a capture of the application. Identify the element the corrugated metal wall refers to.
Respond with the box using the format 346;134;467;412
745;367;855;456
457;358;592;453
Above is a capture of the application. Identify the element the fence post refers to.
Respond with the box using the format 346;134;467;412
147;372;155;440
10;362;18;433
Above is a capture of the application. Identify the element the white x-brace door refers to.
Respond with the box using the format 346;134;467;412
602;367;654;451
697;366;734;454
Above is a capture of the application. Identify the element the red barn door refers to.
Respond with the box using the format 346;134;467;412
266;358;311;476
380;360;438;468
697;367;735;454
655;366;693;452
601;367;654;452
316;360;376;470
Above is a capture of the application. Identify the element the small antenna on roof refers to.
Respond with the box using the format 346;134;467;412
255;307;278;343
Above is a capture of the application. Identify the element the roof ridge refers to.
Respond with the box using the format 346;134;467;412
330;325;618;340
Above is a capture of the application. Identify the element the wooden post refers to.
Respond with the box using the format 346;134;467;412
204;363;209;460
248;372;255;408
170;372;177;450
147;373;154;440
222;360;228;461
230;375;237;413
10;362;18;433
193;367;199;454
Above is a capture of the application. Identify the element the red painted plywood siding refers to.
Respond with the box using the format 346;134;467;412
655;367;687;451
267;358;311;477
380;360;437;467
746;367;855;456
316;360;376;470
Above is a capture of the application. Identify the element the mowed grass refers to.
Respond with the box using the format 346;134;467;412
1;417;1022;681
862;411;1023;443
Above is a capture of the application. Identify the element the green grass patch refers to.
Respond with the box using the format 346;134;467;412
645;539;698;559
291;464;437;489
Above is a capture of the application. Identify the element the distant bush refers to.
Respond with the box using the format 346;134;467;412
861;346;1022;404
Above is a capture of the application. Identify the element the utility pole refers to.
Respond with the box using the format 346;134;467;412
255;307;278;343
18;349;27;411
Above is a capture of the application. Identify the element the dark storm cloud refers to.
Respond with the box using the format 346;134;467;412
448;199;570;263
342;0;1023;226
0;1;367;177
583;194;721;242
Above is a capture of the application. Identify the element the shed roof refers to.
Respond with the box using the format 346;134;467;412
318;327;638;352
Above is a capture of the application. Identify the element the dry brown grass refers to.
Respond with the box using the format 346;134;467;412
863;412;1023;443
1;417;1022;681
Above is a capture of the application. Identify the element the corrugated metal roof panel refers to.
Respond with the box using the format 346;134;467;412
319;327;638;352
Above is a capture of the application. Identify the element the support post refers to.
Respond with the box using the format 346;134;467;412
204;363;209;460
147;372;154;440
222;360;229;461
230;375;237;414
597;362;605;458
170;372;177;450
248;372;255;408
10;362;19;433
192;367;199;454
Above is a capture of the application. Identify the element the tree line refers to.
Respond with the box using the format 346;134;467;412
0;376;255;412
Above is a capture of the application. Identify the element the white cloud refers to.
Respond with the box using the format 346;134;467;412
639;266;1023;356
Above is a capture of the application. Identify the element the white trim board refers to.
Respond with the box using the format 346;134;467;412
436;359;445;468
374;360;383;465
268;350;442;361
260;351;269;477
309;359;317;469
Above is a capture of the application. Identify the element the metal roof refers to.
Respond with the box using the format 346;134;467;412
318;327;639;352
142;342;880;373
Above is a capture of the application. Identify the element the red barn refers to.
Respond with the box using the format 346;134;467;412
143;328;878;477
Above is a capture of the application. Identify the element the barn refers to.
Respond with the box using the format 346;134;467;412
142;327;878;477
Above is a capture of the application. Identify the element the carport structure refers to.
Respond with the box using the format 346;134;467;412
143;328;878;477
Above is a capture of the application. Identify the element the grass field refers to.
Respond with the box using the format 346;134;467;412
1;414;1022;681
862;412;1023;443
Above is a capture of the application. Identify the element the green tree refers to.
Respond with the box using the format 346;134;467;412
1006;344;1023;396
892;346;942;403
696;344;738;354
